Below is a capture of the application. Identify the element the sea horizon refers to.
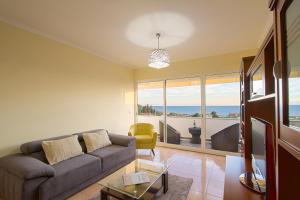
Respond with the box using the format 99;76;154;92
139;105;300;117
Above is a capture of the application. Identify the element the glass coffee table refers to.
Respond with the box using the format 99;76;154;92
98;159;170;200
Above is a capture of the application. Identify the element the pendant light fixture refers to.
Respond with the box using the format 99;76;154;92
148;33;170;69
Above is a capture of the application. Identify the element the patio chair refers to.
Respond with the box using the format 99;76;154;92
211;123;240;152
159;120;181;144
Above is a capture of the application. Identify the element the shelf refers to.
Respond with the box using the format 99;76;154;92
278;139;300;162
248;93;275;102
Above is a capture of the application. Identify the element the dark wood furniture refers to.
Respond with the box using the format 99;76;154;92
271;0;300;199
240;56;255;156
224;0;300;200
224;156;264;200
188;127;201;144
232;1;300;199
238;27;277;200
247;27;277;200
159;120;181;144
211;123;240;152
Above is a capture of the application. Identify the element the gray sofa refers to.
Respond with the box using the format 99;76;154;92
0;129;136;200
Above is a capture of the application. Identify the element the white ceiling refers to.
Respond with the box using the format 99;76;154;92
0;0;272;68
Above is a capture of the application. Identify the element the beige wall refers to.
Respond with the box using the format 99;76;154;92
0;21;135;156
0;20;258;156
134;49;257;81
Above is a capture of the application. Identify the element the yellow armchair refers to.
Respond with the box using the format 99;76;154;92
128;123;157;155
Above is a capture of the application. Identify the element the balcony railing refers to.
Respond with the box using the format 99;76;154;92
137;115;240;151
138;115;239;138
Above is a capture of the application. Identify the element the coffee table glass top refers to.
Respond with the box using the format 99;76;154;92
98;159;170;199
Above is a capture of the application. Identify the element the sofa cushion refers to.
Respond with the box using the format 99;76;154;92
73;129;106;153
83;131;112;153
89;145;134;172
42;135;83;165
134;135;153;144
39;154;101;200
73;129;105;143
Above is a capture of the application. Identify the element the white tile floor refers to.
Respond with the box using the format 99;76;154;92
68;147;225;200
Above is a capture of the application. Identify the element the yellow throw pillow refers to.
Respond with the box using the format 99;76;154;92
83;130;112;153
42;135;83;165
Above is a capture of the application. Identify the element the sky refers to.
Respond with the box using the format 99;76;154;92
138;77;300;106
289;77;300;105
138;82;240;106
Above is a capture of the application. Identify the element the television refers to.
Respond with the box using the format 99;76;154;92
251;118;266;181
239;118;267;194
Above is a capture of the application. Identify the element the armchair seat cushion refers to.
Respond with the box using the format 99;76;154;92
39;154;101;200
89;145;135;172
134;135;153;144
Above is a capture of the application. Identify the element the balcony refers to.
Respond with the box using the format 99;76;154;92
137;115;240;152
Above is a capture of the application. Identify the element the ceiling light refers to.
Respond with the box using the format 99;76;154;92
148;33;170;69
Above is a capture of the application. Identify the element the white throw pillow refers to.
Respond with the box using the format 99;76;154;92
83;130;112;153
42;135;83;165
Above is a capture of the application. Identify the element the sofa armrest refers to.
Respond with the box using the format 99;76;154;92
0;154;55;180
108;133;136;147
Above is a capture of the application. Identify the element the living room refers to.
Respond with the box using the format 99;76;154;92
0;0;299;200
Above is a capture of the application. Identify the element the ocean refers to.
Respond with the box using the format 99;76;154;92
151;105;300;117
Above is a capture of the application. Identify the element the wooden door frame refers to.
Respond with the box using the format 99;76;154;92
275;0;300;153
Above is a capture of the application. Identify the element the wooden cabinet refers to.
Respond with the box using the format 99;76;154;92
238;28;277;198
272;0;300;199
274;0;300;151
240;56;255;158
247;28;275;98
241;27;277;200
227;1;300;200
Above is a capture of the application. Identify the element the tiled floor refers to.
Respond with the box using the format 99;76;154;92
157;137;213;149
68;147;225;200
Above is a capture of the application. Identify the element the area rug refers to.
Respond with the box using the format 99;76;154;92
89;174;193;200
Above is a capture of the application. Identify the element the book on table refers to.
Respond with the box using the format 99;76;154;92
122;172;150;186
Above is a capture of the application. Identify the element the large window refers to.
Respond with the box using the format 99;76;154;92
166;78;201;147
205;74;240;152
136;73;241;153
137;81;164;143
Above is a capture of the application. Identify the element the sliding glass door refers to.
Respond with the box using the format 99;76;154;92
165;78;202;148
136;81;164;144
136;73;241;154
205;73;240;153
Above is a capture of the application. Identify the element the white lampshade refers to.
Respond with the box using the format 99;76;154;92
148;49;170;69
